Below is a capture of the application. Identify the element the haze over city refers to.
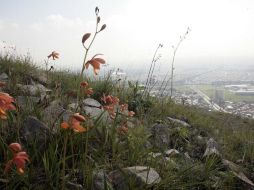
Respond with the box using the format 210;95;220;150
1;0;254;73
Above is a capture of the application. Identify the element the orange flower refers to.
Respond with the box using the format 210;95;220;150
85;54;105;75
101;95;119;105
118;123;128;135
47;51;59;60
61;113;87;133
85;88;94;97
128;111;135;117
0;92;15;120
73;113;86;122
120;104;128;112
80;81;89;88
4;143;29;175
9;143;22;153
0;81;5;87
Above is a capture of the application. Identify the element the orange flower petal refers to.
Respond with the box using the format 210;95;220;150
9;143;22;153
72;113;86;122
72;123;87;133
61;122;69;129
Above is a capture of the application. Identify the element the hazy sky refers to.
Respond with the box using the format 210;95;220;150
0;0;254;73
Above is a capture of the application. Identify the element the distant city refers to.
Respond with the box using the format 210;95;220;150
113;63;254;119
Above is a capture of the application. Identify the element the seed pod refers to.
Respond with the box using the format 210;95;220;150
97;16;101;24
100;24;106;32
95;7;99;15
82;33;91;44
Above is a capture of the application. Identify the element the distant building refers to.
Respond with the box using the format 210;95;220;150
213;89;224;106
111;68;126;81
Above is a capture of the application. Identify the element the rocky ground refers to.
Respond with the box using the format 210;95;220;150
0;56;254;189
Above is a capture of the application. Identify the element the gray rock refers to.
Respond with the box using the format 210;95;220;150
83;98;111;123
0;73;8;80
167;117;191;127
42;100;72;131
21;116;51;149
148;152;162;158
165;149;180;157
93;170;113;190
203;138;220;157
222;159;254;187
31;73;48;85
16;96;40;110
83;98;103;118
66;181;84;190
68;103;78;111
184;152;191;159
150;123;171;149
109;166;161;190
17;83;51;96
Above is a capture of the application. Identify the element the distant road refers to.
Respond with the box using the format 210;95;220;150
190;86;227;112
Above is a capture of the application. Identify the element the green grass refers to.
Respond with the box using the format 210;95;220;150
196;84;254;103
0;55;254;189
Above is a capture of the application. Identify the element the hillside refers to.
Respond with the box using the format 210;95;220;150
0;54;254;190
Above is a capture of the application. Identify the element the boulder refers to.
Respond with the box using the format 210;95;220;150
83;98;103;118
203;138;220;157
148;152;162;158
16;96;40;110
150;123;171;149
222;159;254;188
66;181;84;190
17;83;51;96
92;170;113;190
167;117;191;127
0;73;8;81
83;98;111;123
164;149;180;157
21;116;51;150
109;166;161;190
42;100;73;131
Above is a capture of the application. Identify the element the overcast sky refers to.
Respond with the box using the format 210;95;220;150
0;0;254;73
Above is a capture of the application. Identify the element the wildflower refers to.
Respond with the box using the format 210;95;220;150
118;123;128;135
120;103;128;112
128;111;135;117
80;81;89;88
85;88;94;97
101;95;119;105
0;81;5;87
0;92;15;120
47;51;59;60
61;113;87;133
4;143;29;175
85;54;105;75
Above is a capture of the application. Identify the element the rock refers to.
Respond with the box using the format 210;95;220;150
93;170;113;190
66;181;84;190
68;103;78;111
0;73;8;80
148;152;162;158
17;83;51;96
222;159;254;187
42;100;72;131
83;98;111;123
21;116;51;149
203;138;220;157
184;152;191;159
31;73;48;85
83;98;103;118
109;166;161;190
167;117;191;127
150;123;171;149
165;149;179;157
16;96;40;110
